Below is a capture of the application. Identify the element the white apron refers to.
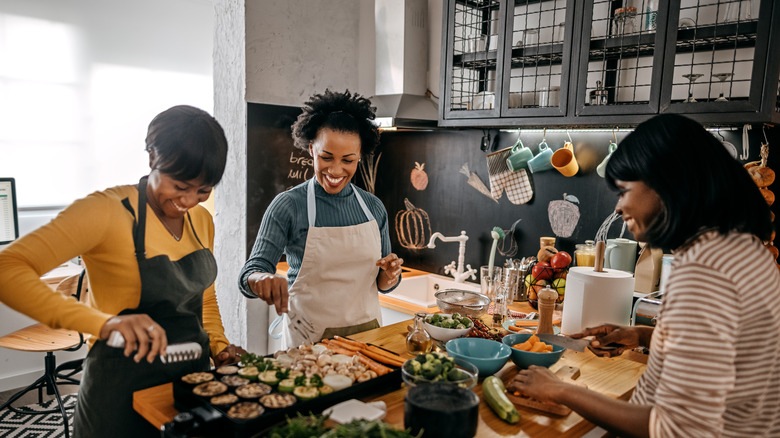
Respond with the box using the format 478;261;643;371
277;179;383;349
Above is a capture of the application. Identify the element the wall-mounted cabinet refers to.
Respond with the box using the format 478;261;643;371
439;0;780;127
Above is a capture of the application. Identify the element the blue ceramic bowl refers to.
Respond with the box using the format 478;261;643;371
501;333;565;369
444;337;511;377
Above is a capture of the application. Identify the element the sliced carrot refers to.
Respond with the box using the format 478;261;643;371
328;338;363;352
361;348;404;367
333;336;367;349
514;320;540;327
364;345;405;365
356;352;391;376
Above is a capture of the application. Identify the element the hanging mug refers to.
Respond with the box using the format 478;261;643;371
597;142;618;178
551;141;579;177
506;139;534;172
528;141;554;173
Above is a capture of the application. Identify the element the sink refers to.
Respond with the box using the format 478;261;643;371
382;274;481;308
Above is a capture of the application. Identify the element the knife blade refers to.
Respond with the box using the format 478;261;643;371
536;334;590;352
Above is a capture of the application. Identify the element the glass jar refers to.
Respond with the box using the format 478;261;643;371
574;240;597;267
406;312;432;355
624;7;638;35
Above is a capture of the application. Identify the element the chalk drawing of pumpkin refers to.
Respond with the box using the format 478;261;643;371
548;194;580;238
395;198;432;250
411;162;429;191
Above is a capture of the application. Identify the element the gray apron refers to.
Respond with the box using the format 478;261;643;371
73;176;213;438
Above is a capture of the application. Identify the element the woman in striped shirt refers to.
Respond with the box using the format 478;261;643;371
510;114;779;437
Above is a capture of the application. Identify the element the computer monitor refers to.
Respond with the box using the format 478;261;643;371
0;177;19;245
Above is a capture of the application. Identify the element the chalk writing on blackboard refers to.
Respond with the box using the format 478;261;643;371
287;150;313;183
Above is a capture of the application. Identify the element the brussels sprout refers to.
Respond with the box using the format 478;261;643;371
452;313;462;320
455;323;466;329
421;361;443;379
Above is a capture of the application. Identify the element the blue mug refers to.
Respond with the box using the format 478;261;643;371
506;140;534;172
528;141;554;173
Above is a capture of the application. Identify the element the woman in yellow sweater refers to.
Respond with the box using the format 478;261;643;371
0;105;245;437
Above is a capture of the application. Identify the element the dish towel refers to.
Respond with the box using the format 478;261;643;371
486;147;534;204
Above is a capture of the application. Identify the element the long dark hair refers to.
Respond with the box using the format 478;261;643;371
145;105;228;186
605;114;772;249
291;89;380;157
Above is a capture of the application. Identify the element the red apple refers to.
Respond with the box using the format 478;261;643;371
531;261;553;281
550;251;572;269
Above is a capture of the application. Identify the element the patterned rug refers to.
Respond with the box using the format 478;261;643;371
0;394;76;438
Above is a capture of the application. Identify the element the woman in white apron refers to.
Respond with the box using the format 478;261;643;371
239;90;403;349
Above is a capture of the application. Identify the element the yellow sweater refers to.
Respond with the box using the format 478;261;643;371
0;185;230;358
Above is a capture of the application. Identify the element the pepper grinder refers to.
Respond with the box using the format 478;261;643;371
536;286;559;335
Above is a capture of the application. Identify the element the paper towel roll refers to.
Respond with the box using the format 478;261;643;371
561;266;635;335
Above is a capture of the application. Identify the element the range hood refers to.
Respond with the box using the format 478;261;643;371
372;0;439;129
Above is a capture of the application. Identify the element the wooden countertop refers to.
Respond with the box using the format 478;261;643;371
134;302;647;436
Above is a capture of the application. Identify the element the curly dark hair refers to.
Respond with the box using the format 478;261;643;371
291;89;381;156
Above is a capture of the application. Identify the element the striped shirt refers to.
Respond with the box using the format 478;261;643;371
630;231;780;437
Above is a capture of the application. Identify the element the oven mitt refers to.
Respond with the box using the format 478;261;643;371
486;148;534;205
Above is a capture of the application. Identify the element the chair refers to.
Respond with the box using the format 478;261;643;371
0;269;88;438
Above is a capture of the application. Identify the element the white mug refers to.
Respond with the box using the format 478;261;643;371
604;238;638;273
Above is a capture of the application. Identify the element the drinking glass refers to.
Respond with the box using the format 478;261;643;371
712;73;733;102
682;73;703;102
480;266;502;301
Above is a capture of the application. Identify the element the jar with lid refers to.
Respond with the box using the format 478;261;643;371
574;240;597;267
623;7;638;34
406;312;432;355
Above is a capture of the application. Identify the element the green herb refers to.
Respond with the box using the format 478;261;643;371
320;419;422;438
266;413;329;438
309;374;323;388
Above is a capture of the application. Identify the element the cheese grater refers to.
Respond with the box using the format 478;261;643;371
106;331;203;364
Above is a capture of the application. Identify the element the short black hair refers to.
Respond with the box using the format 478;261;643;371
291;89;380;156
605;114;772;249
145;105;228;186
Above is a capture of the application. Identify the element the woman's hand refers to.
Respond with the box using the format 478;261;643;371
509;365;567;403
376;253;404;290
570;324;644;358
215;344;248;367
99;314;167;363
248;272;288;315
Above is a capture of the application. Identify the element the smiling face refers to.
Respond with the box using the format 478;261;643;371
146;170;213;220
309;128;361;194
614;179;664;242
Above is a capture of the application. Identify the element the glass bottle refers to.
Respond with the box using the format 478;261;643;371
407;312;432;355
644;0;658;32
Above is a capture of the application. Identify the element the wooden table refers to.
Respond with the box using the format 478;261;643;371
134;304;647;437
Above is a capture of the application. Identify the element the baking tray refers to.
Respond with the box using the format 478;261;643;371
172;367;401;437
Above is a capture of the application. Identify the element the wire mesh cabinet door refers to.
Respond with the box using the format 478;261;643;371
500;0;578;118
574;0;670;117
440;0;509;122
661;0;773;119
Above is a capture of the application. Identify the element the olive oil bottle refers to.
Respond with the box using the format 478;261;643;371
406;312;432;355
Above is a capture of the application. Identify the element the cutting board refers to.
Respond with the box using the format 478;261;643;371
502;365;585;416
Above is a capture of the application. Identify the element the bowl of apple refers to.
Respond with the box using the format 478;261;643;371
525;251;571;309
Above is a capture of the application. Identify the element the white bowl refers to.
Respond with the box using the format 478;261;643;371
424;313;473;342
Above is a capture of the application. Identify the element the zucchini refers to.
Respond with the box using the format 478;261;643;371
482;376;520;424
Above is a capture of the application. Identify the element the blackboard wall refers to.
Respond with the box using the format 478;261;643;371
246;102;775;276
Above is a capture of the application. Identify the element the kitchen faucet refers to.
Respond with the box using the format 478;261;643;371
427;231;477;283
